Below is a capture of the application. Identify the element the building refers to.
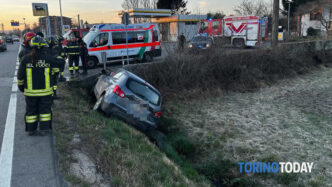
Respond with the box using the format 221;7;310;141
298;2;332;36
119;8;207;41
39;16;72;36
153;15;207;41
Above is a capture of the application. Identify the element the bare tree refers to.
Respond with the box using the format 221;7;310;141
122;0;158;9
233;0;273;16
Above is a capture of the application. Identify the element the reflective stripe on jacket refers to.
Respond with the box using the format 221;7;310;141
17;50;59;97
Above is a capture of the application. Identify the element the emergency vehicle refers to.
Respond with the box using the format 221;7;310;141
62;28;90;46
199;15;269;48
83;23;161;68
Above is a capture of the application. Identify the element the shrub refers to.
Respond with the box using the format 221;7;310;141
126;48;331;100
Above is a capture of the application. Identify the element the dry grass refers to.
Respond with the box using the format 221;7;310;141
161;67;332;186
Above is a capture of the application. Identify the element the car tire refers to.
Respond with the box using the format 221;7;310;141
87;56;98;69
93;94;105;111
142;52;153;63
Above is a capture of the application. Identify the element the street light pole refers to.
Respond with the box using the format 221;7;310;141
23;18;26;30
59;0;64;35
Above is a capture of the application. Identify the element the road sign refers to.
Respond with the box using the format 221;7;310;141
63;25;70;32
10;21;19;27
32;3;48;16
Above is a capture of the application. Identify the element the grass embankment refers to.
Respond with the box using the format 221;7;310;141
53;82;209;186
127;47;332;186
54;46;332;186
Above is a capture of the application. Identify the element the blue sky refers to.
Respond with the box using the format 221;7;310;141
1;0;272;30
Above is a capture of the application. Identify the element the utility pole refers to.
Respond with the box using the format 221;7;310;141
287;0;293;37
46;4;52;37
77;14;80;29
59;0;64;35
272;0;280;48
1;23;4;34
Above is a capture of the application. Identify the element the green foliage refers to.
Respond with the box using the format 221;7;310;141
169;135;196;157
157;0;190;15
207;12;225;19
276;173;299;185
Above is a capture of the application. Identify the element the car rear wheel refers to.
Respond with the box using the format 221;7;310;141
93;94;105;111
87;56;98;69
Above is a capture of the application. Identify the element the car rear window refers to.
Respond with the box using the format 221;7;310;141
126;79;160;105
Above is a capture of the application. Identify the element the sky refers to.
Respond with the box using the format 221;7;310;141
0;0;271;31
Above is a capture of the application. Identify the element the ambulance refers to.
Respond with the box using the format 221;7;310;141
83;23;162;68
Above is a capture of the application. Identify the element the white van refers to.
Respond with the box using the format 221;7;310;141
83;23;162;68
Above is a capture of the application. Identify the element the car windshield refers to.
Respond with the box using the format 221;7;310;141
83;31;97;44
126;79;160;105
192;36;207;42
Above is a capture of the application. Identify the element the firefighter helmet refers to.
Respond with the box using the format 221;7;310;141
23;32;36;46
30;36;47;48
47;36;57;47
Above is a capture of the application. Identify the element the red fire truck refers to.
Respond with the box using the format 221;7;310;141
199;15;269;48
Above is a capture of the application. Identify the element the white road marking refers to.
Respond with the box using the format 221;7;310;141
0;51;20;186
0;88;17;187
11;84;18;92
14;70;17;76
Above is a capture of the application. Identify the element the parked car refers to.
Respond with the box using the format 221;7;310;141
188;35;213;50
93;69;162;131
13;37;20;42
0;36;7;51
6;35;13;44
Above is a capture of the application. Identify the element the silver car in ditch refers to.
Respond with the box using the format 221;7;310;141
93;69;162;131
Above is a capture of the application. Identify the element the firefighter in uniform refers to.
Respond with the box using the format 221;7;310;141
18;32;36;63
47;36;62;99
78;37;89;75
55;36;67;82
65;36;80;75
17;36;59;135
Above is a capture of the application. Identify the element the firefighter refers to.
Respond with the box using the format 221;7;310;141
55;36;66;82
178;33;186;51
65;36;80;75
36;32;45;38
78;37;88;75
17;36;59;136
47;36;61;99
18;32;36;62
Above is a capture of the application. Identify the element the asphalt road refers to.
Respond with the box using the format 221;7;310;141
0;43;63;187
